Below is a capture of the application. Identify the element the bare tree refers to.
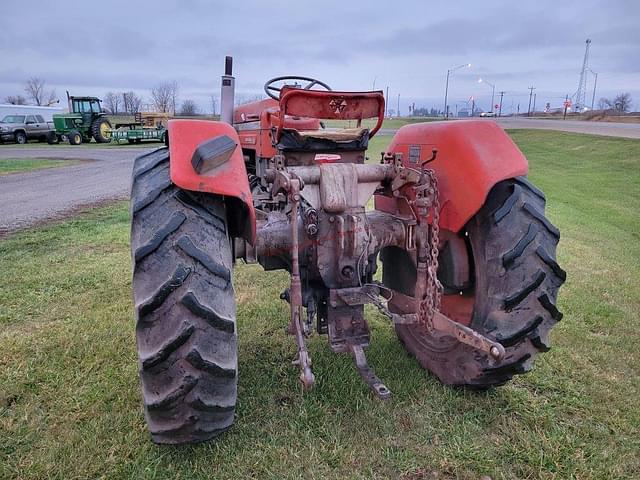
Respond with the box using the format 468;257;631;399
103;92;121;113
180;99;198;116
24;77;56;106
235;93;265;106
210;94;218;115
598;97;611;111
613;93;632;113
122;91;143;114
4;95;27;105
151;81;178;114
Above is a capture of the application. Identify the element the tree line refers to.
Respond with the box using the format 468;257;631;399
4;77;57;106
3;78;207;117
597;93;633;113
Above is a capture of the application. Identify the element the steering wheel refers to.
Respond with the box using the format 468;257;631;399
264;76;332;100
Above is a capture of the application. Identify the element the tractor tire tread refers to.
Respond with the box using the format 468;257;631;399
502;223;538;268
131;147;237;445
176;236;231;284
132;169;172;214
394;177;565;388
137;265;191;318
133;148;169;180
514;176;546;201
493;184;520;223
134;212;186;262
180;291;235;333
523;202;560;239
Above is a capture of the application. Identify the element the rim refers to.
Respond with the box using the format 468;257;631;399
100;122;111;138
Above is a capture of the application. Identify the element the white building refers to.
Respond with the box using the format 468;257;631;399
0;104;67;122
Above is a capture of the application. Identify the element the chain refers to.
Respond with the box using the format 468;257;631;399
366;288;394;320
419;169;443;330
363;168;442;329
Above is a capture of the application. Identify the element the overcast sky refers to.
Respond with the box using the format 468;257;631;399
1;0;638;114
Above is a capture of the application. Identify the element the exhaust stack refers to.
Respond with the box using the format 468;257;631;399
220;56;235;124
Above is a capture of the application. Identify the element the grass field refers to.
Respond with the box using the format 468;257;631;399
0;140;156;149
1;130;639;479
0;158;77;175
325;117;439;129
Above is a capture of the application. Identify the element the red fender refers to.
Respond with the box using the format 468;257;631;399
168;119;256;244
375;120;528;232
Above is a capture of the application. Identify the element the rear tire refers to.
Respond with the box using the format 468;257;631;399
15;131;27;144
92;118;112;143
131;148;237;444
394;177;565;388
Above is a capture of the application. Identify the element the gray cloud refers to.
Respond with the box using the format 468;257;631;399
0;0;638;113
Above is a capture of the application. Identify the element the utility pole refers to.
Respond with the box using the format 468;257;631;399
498;91;505;117
397;93;400;118
563;94;569;120
385;86;389;117
444;70;450;119
527;86;536;116
532;93;537;116
444;63;471;120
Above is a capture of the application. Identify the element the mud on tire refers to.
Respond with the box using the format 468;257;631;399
394;177;566;388
130;148;237;444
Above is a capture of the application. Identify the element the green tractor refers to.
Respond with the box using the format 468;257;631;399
52;96;113;145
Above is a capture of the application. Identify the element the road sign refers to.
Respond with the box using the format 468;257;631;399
563;100;572;108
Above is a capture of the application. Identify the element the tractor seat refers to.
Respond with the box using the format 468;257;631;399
277;127;369;151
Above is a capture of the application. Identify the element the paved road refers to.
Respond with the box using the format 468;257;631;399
0;146;154;235
1;118;637;235
494;117;640;139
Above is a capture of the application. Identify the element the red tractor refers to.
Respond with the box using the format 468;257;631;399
130;57;565;444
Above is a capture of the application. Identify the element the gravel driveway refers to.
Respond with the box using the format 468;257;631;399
0;145;155;235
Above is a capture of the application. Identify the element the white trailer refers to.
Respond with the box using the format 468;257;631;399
0;104;67;122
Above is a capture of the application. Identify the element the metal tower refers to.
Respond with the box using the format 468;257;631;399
574;39;592;112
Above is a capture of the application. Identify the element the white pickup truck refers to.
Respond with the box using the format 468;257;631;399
0;114;56;144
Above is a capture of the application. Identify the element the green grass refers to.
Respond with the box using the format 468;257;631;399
0;158;77;175
1;130;639;479
324;117;439;129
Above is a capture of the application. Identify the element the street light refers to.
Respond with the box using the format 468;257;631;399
444;63;471;119
478;77;496;113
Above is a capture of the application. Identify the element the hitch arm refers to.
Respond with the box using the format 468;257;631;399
392;310;505;361
287;178;315;390
431;312;505;360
